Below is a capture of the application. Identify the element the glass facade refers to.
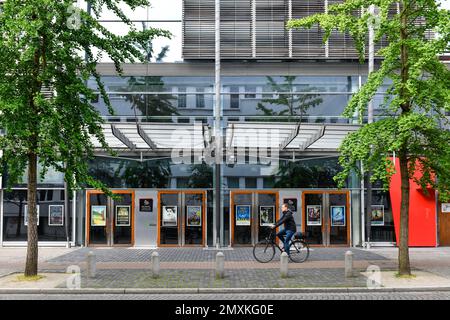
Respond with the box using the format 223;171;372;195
88;75;360;123
2;190;73;242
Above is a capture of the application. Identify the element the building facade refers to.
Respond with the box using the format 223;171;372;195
0;0;448;248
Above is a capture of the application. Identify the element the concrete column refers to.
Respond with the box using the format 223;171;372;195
216;252;225;279
87;251;96;278
345;250;354;278
152;252;160;278
280;252;289;278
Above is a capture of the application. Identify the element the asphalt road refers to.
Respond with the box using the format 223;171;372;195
0;291;449;300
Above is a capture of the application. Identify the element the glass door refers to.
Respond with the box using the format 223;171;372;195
256;192;278;243
184;192;205;246
88;192;109;245
232;192;253;245
113;192;134;245
303;191;350;246
303;193;324;245
158;191;206;246
87;190;134;246
159;192;180;246
328;193;349;245
231;191;279;246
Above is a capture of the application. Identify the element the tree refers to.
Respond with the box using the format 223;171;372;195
256;76;323;120
0;0;170;277
288;0;450;275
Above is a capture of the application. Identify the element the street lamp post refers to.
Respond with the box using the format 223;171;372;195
365;4;378;249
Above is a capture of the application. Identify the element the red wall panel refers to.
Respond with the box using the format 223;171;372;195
389;158;437;247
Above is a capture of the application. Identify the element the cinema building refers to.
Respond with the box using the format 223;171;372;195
1;0;449;248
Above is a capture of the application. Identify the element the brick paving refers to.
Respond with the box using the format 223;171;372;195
2;247;450;290
1;292;450;300
47;247;388;263
53;268;367;289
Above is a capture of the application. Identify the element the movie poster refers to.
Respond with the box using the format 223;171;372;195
371;205;385;226
306;205;321;226
162;206;178;226
49;205;64;226
91;205;107;227
186;206;202;227
331;206;346;227
116;205;131;227
259;206;275;226
235;205;251;226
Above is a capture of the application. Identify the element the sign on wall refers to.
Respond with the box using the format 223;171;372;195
442;203;450;213
283;198;297;213
139;198;153;212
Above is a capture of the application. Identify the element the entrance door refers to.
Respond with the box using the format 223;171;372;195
439;203;450;246
87;190;134;246
158;191;206;247
231;191;279;246
303;191;350;246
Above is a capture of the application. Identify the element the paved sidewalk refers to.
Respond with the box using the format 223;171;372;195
1;246;450;290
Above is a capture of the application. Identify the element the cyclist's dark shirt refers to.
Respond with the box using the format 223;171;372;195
274;209;296;232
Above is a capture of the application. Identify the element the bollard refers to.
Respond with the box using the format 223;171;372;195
152;252;160;278
216;252;225;279
87;251;96;278
345;250;354;278
280;252;289;278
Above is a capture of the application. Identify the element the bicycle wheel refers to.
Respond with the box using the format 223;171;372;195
253;241;276;263
288;240;310;263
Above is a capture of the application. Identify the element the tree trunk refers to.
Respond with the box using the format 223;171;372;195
24;152;39;277
398;151;411;275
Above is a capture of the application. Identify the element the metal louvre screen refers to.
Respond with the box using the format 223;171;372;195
327;0;360;59
255;0;289;57
182;0;409;60
183;0;215;58
220;0;252;57
291;0;326;57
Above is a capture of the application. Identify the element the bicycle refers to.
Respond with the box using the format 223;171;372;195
253;229;310;263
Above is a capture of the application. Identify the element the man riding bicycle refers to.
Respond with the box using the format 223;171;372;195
271;203;296;254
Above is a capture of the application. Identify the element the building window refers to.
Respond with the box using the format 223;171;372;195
245;86;256;99
227;177;240;189
178;88;186;108
176;178;189;188
2;190;73;242
230;86;240;109
245;178;257;189
263;177;275;188
196;88;205;108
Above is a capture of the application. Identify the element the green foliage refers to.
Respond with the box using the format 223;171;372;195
0;0;171;193
288;0;450;201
